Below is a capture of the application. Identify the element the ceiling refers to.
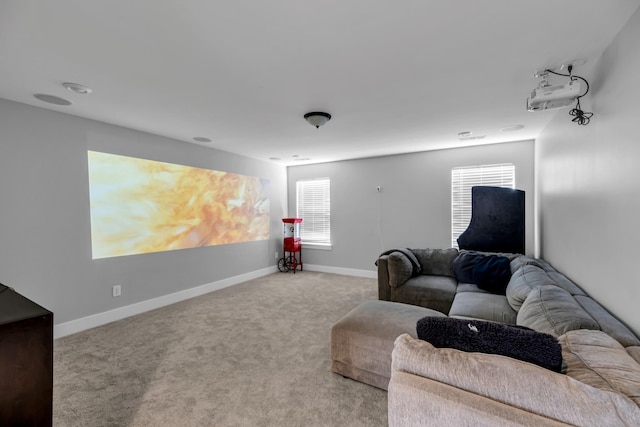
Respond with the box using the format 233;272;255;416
1;1;638;166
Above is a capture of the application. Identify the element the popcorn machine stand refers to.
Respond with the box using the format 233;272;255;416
277;218;303;273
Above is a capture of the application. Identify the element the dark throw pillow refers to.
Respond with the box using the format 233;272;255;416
416;316;563;373
472;255;511;294
453;251;512;294
452;251;482;283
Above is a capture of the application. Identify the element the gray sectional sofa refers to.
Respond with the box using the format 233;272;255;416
331;248;640;425
377;248;638;347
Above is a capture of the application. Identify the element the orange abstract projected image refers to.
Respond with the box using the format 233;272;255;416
88;151;270;259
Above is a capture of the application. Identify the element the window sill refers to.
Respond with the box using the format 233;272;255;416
301;242;332;251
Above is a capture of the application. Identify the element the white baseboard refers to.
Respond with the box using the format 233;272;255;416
54;266;278;339
303;264;377;279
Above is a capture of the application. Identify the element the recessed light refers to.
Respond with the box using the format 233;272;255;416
457;131;473;138
293;157;311;161
193;137;212;143
500;124;524;132
269;157;282;161
63;82;92;94
33;94;72;106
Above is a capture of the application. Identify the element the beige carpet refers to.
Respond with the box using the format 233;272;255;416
53;272;387;426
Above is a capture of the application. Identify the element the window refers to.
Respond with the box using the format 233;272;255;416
451;163;515;248
296;178;331;246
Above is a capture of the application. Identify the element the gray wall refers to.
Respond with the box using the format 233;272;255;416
0;98;286;325
288;140;535;272
537;7;640;335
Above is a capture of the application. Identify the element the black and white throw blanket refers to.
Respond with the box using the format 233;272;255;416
375;248;422;275
416;316;563;373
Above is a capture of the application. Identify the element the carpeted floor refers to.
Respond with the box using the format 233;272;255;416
53;272;387;426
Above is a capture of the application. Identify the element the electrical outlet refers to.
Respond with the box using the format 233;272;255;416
275;251;279;259
112;285;121;297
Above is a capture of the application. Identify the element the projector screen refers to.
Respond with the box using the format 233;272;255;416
88;151;270;259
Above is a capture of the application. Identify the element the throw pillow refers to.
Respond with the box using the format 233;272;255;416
471;255;511;294
387;251;414;288
453;251;512;291
452;250;483;283
416;316;563;372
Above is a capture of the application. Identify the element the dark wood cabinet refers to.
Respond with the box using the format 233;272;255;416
0;285;53;426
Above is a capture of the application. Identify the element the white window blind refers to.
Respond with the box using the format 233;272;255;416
451;163;515;248
296;178;331;245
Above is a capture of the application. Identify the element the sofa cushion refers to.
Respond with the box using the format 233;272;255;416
455;282;490;293
628;346;640;365
389;275;458;314
559;329;640;406
510;256;586;296
331;300;446;390
546;271;586;296
416;317;563;372
517;285;599;336
449;292;517;325
410;248;458;277
574;295;640;347
509;255;548;273
387;252;414;288
506;265;555;312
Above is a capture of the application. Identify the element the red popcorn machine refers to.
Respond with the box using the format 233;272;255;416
278;218;303;273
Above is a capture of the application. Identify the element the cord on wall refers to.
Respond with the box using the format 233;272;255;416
377;185;384;252
546;66;593;125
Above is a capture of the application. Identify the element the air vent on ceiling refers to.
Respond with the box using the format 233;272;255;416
458;135;486;141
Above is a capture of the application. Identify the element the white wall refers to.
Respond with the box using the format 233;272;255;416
0;99;286;333
288;140;535;273
537;8;640;335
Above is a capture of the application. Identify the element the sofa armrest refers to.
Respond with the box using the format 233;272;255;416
390;334;640;426
389;371;569;426
377;255;391;301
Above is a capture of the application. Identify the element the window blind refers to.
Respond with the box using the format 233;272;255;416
451;164;515;248
296;178;331;245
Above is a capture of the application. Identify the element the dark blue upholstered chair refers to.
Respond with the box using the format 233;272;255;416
457;186;525;254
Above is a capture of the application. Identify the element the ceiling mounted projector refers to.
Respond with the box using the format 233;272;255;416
527;75;582;112
526;61;593;125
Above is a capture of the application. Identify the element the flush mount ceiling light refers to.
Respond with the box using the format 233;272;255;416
33;94;72;106
63;82;92;94
304;112;331;128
